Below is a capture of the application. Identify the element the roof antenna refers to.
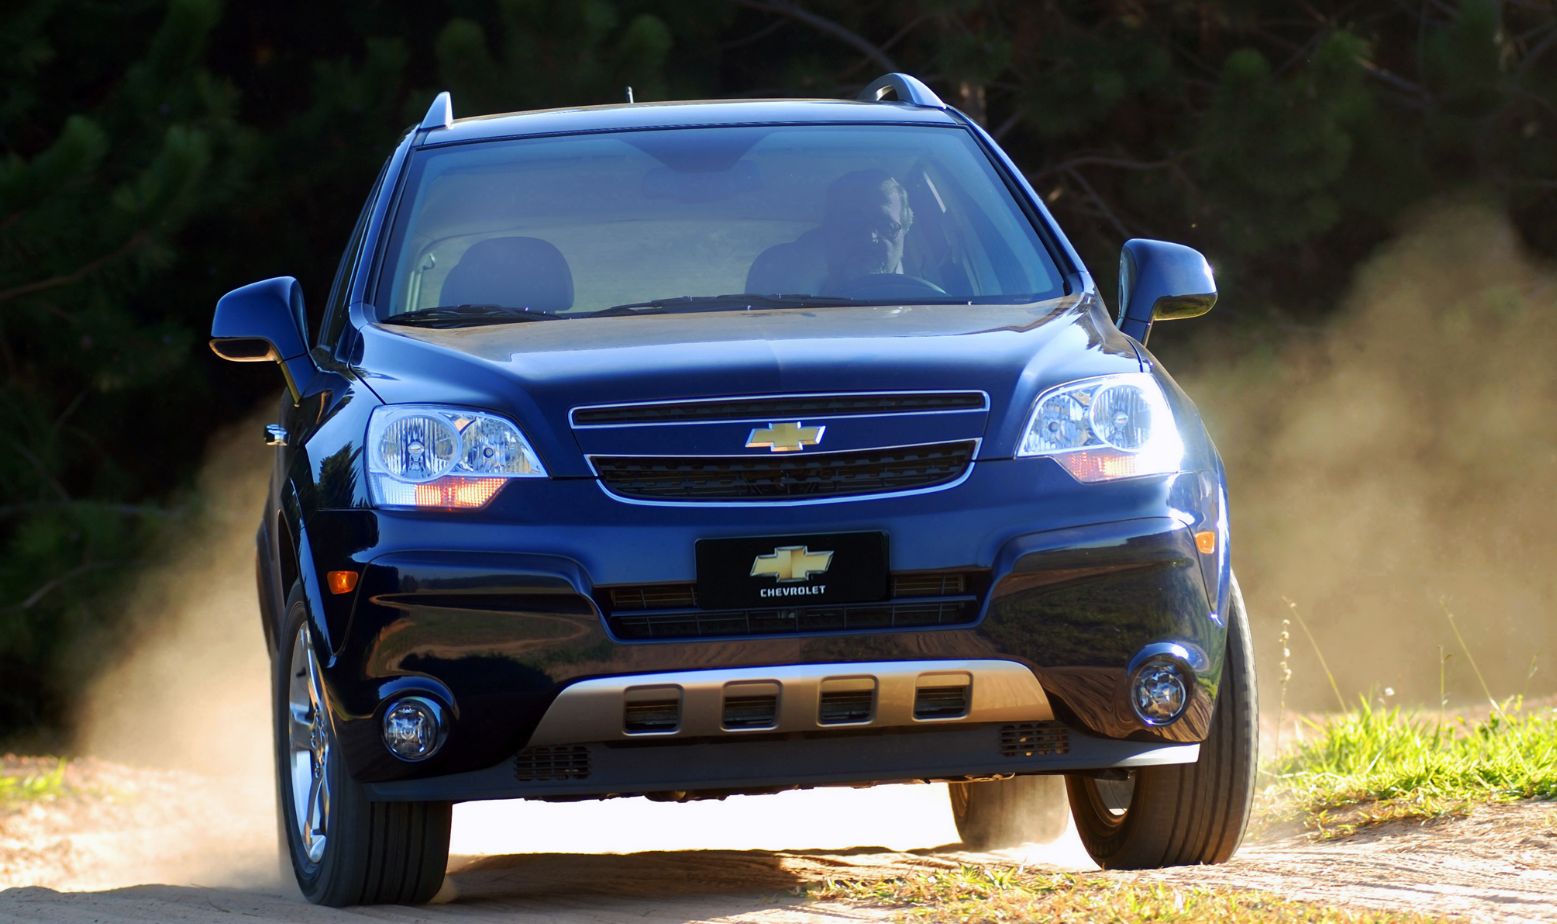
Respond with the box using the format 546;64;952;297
625;86;635;104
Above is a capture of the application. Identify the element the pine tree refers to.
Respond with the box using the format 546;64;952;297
0;0;254;733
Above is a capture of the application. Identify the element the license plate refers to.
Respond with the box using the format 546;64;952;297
695;532;888;610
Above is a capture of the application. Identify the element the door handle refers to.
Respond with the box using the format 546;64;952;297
265;424;288;447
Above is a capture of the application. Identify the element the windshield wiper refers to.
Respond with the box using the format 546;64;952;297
589;293;864;316
382;304;566;328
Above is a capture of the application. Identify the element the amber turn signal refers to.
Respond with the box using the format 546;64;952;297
326;570;359;595
1194;530;1216;555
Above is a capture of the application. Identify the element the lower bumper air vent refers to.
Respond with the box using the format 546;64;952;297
601;569;989;642
818;678;876;725
914;684;971;720
609;600;978;641
515;745;591;782
999;722;1069;759
624;689;681;734
722;695;779;730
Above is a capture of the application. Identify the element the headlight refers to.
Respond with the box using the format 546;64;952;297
367;405;546;510
1017;373;1183;482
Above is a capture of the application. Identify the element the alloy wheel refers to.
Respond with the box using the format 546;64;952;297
287;624;331;864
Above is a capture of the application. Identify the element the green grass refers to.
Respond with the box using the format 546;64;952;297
0;758;70;805
1267;698;1557;835
812;865;1437;922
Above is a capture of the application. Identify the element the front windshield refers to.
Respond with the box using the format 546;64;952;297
375;123;1065;320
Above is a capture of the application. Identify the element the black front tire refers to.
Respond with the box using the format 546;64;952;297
949;774;1070;849
273;586;452;906
1064;573;1258;869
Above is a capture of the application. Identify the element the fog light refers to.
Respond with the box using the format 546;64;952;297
382;696;447;762
1130;660;1189;726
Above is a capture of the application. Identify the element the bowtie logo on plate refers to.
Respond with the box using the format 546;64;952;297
746;421;825;453
750;545;834;582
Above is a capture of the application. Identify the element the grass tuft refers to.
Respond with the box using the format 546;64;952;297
1267;697;1557;835
812;865;1437;922
0;758;70;805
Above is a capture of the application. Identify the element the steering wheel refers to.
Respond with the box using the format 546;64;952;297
833;273;948;300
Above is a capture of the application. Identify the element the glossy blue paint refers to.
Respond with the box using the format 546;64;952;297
1117;238;1217;343
213;84;1239;799
209;276;316;402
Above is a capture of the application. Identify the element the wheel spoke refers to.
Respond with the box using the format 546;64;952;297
288;622;331;865
303;637;325;709
316;762;331;840
289;711;312;751
306;771;324;836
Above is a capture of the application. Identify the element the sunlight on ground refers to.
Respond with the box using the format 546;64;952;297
449;782;1097;869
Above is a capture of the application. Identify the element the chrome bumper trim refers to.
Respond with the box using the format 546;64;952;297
525;659;1053;746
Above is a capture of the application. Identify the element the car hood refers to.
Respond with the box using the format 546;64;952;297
355;294;1140;477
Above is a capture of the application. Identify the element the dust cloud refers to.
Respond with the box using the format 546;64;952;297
71;409;278;887
1176;197;1557;715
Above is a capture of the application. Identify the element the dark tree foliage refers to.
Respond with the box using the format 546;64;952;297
725;0;1557;313
1;0;1553;740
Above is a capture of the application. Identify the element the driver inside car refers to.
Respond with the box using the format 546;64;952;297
746;168;923;296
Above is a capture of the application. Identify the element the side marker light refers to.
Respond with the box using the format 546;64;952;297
326;570;359;595
1194;530;1216;555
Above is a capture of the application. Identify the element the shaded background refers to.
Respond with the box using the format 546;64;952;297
3;0;1555;746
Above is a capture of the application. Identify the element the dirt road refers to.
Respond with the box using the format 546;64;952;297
1;758;1553;923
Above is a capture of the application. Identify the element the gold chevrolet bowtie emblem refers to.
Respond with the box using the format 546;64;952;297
746;421;824;453
750;545;834;582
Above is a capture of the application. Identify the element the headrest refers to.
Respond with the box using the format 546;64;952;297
439;236;574;312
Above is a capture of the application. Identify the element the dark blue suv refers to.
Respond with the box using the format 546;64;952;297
212;74;1255;906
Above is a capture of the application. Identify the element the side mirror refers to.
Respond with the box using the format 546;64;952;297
1116;239;1217;344
210;276;315;403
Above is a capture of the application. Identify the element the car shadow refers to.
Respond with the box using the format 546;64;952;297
0;841;1079;921
436;842;977;913
449;842;972;891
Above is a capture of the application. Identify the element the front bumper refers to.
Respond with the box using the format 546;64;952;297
365;718;1199;803
295;463;1227;793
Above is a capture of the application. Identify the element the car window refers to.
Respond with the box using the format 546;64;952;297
376;124;1063;318
320;159;391;350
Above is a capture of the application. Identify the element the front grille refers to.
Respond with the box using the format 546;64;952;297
593;440;975;502
573;392;986;426
609;600;977;640
891;572;968;597
602;569;987;641
606;570;981;614
999;722;1070;759
515;745;591;781
609;584;697;611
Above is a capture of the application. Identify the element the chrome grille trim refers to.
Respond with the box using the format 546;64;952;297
570;390;991;428
587;438;980;507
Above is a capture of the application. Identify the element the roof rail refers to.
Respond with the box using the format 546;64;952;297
857;73;945;109
420;91;453;131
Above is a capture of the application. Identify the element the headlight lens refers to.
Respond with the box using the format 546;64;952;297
1017;373;1183;482
367;405;546;509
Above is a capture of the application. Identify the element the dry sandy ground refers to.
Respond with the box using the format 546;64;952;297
1;757;1554;923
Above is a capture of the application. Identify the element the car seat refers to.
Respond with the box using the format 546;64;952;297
744;229;828;295
439;236;575;311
